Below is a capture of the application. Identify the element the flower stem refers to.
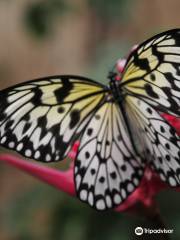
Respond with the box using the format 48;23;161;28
147;207;170;240
142;203;170;240
127;202;171;240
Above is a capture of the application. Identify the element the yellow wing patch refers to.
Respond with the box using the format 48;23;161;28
0;76;108;162
120;29;180;116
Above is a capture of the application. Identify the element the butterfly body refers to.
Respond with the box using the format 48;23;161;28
0;29;180;210
109;75;140;157
108;75;124;103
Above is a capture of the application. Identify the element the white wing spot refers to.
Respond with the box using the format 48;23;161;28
133;178;139;186
55;156;60;161
159;173;166;181
169;176;177;186
127;183;134;192
1;136;7;144
34;150;40;159
76;175;81;190
17;143;23;151
8;142;15;148
80;190;88;201
88;192;94;206
113;194;121;204
121;189;127;199
74;166;78;174
96;199;106;210
25;149;32;157
45;154;51;162
106;195;112;208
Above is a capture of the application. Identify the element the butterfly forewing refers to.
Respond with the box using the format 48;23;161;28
75;101;144;210
121;29;180;116
0;76;108;162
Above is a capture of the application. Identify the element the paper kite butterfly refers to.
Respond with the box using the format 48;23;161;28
0;29;180;210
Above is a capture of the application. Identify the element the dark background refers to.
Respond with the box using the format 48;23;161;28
0;0;180;239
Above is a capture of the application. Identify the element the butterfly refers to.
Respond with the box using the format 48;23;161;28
0;29;180;210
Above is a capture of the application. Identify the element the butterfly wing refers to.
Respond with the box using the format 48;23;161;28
120;29;180;116
75;100;145;210
124;95;180;186
0;75;108;162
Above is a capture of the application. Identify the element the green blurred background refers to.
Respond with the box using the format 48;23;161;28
0;0;180;239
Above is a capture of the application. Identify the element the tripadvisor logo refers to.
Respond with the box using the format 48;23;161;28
135;227;173;235
135;227;143;236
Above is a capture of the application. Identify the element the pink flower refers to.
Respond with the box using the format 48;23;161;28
0;147;163;212
0;152;76;195
162;113;180;135
115;168;166;212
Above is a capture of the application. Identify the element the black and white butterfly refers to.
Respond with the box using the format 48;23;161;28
0;29;180;210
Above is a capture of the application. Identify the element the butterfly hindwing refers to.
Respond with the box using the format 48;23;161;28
121;29;180;116
125;95;180;186
0;75;107;162
75;101;144;210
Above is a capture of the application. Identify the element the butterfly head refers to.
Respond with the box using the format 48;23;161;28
108;70;126;103
108;70;117;83
108;60;123;82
